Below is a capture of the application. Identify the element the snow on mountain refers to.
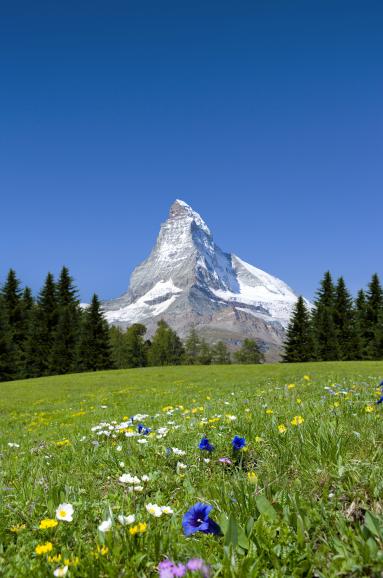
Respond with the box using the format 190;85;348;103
102;199;305;360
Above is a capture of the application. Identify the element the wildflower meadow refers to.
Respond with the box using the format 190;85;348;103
2;362;383;577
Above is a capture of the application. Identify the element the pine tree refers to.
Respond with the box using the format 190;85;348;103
211;341;231;364
184;327;201;365
148;320;184;366
312;271;339;360
25;273;58;377
78;294;114;371
1;269;25;378
124;323;148;367
18;287;35;377
282;296;314;362
364;274;383;359
0;296;16;381
334;277;359;360
50;267;82;374
197;339;212;365
234;339;264;364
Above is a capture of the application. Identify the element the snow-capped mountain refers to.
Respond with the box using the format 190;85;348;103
103;199;303;360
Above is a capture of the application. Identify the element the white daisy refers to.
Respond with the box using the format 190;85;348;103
98;518;112;532
56;503;74;522
145;503;163;517
118;514;135;525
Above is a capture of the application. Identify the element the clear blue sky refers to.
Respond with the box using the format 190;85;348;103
1;0;382;302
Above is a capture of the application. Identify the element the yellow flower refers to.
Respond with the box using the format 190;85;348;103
365;405;375;413
287;383;296;389
291;415;304;426
64;557;80;566
93;545;109;556
255;436;263;443
162;406;173;412
333;401;340;408
55;439;71;447
48;554;62;563
247;471;258;483
278;424;287;434
35;541;53;555
296;398;302;405
303;375;311;381
129;522;147;536
265;409;273;415
10;523;26;533
39;518;58;530
71;411;86;417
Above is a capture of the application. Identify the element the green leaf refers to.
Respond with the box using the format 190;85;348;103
224;515;238;547
364;511;382;538
255;495;278;521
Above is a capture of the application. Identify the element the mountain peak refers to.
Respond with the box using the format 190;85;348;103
168;198;210;235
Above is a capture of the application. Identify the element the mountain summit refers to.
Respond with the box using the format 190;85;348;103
103;199;301;360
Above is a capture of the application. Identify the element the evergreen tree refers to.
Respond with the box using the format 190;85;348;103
50;267;82;374
25;273;58;377
148;320;184;366
184;327;201;365
234;338;264;364
364;274;383;359
1;269;24;377
312;271;339;360
78;294;113;371
0;296;16;381
18;287;35;377
124;323;148;367
334;277;359;360
197;339;212;365
355;289;368;359
282;296;314;362
211;341;231;364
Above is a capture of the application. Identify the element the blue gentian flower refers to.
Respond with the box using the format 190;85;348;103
377;396;383;405
137;424;151;435
182;502;221;536
232;436;246;451
199;436;215;452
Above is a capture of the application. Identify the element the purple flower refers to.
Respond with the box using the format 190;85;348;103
182;502;221;536
219;457;232;465
199;436;214;452
158;560;186;578
187;558;211;577
232;436;246;451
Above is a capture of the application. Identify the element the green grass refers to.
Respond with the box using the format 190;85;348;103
1;362;383;577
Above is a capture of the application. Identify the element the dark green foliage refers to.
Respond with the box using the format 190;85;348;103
211;341;231;364
364;274;383;359
148;320;184;366
78;294;114;371
283;296;314;362
334;277;359;361
234;338;264;364
49;267;82;374
25;273;58;377
0;296;16;381
1;269;26;378
184;327;201;365
197;339;212;365
312;271;340;361
124;323;148;367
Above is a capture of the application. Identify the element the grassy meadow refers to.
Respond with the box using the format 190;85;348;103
1;362;383;577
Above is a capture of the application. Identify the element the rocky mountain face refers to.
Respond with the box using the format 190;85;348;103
102;200;303;361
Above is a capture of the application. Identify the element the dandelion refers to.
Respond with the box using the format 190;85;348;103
365;405;375;413
35;541;53;555
98;519;112;532
39;518;58;530
291;415;304;426
198;436;215;452
118;514;135;525
55;439;71;447
303;375;311;381
278;424;287;434
287;383;296;389
182;503;221;536
146;503;163;517
265;409;273;415
53;567;68;577
129;522;147;536
55;503;74;522
232;436;246;451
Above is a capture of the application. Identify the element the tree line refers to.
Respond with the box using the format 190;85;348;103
0;268;264;382
283;271;383;362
